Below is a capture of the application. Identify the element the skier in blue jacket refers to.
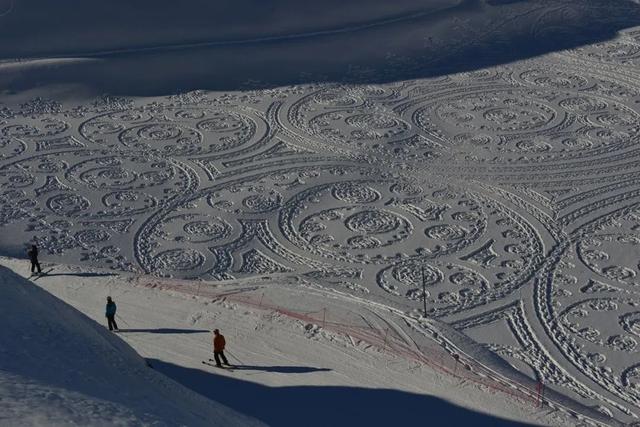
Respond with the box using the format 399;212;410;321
105;296;118;331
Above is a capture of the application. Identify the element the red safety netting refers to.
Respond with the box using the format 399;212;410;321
130;274;603;424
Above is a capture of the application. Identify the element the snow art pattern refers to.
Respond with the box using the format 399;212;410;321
3;28;640;424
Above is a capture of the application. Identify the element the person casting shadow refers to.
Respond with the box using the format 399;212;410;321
106;296;118;331
27;244;41;275
213;329;231;367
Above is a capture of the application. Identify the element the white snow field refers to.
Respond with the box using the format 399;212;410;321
0;264;262;427
2;0;640;425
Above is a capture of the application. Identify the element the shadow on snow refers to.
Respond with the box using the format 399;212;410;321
38;272;119;278
117;328;210;334
149;359;534;427
228;365;331;374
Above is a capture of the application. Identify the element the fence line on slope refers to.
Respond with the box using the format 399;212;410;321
131;276;556;410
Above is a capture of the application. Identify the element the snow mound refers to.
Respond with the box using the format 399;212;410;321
0;266;262;427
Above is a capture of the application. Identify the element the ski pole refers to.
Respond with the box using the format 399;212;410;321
225;349;244;365
116;314;131;328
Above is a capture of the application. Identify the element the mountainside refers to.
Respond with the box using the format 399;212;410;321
0;0;453;57
1;0;639;93
2;0;640;425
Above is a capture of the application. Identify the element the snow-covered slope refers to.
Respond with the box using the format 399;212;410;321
0;258;604;427
2;0;639;94
2;1;640;425
0;265;262;426
0;0;455;57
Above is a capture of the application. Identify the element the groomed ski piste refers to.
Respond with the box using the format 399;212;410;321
0;258;594;426
2;0;640;425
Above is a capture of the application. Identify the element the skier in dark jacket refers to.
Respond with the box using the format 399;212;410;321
105;296;118;331
27;244;41;275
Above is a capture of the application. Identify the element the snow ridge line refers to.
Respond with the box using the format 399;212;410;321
7;1;467;60
128;274;618;427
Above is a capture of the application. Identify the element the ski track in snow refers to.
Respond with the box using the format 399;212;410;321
2;2;640;425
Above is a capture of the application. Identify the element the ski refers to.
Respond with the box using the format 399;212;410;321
209;359;236;369
202;360;234;371
31;268;54;281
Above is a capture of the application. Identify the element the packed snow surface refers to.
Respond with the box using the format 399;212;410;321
0;265;262;426
1;258;574;427
2;0;640;425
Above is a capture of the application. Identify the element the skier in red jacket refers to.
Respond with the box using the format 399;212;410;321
213;329;230;367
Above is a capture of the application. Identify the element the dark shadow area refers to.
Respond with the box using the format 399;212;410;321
149;359;534;427
117;328;209;334
1;0;639;95
230;365;332;374
38;272;119;278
